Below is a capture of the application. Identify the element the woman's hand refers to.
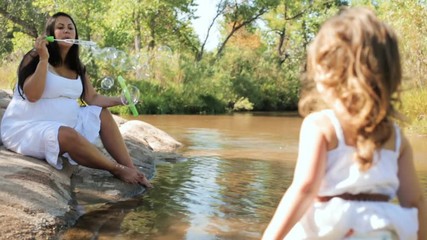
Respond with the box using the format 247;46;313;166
34;36;49;61
23;36;50;102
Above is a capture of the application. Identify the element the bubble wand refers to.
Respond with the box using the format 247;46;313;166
46;36;137;116
118;76;139;116
46;36;97;46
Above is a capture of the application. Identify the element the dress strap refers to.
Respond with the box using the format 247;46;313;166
393;123;401;154
323;109;345;146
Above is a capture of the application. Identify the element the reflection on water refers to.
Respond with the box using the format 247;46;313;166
131;157;294;240
61;157;294;240
142;113;301;163
60;113;427;239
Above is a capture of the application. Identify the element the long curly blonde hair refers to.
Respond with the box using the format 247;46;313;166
301;7;402;171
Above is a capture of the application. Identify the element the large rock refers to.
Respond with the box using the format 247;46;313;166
120;120;182;153
0;89;183;239
0;149;77;239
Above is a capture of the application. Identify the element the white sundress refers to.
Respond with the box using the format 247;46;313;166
285;110;418;240
1;69;102;169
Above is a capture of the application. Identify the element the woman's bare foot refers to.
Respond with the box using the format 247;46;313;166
137;171;153;188
111;163;153;188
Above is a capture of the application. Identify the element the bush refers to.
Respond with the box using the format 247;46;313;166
401;87;427;134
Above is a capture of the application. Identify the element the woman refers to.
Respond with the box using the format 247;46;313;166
1;12;152;188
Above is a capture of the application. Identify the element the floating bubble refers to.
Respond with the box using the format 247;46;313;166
120;85;140;105
156;45;173;60
68;39;97;47
129;55;141;71
89;44;102;56
89;45;148;78
111;50;132;71
157;45;172;54
100;76;114;90
98;47;118;61
134;63;150;80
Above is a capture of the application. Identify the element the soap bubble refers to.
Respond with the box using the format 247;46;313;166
111;50;132;71
129;55;141;71
134;63;151;80
100;76;114;90
71;39;97;47
156;45;173;60
157;45;172;55
98;47;118;61
89;45;102;56
90;45;148;77
120;85;140;105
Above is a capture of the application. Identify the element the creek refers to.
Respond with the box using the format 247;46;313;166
60;113;427;239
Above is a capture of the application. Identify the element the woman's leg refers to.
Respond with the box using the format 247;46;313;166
98;108;134;168
57;126;151;187
97;108;152;187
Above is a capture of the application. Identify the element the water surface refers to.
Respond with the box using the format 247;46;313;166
60;113;427;239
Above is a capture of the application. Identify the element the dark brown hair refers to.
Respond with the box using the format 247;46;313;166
17;12;86;101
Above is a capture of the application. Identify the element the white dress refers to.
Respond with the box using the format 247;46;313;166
285;110;418;240
1;69;102;169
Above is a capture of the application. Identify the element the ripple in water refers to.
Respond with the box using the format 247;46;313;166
60;157;294;240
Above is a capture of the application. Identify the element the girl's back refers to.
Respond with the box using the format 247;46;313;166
262;7;426;240
282;110;418;239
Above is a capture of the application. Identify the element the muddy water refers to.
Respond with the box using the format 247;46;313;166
60;113;427;240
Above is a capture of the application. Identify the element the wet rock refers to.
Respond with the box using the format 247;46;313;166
0;89;183;239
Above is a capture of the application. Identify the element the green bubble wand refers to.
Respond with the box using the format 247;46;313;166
47;36;137;116
118;76;139;116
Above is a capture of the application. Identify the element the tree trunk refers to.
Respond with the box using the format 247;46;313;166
216;8;267;59
0;7;38;37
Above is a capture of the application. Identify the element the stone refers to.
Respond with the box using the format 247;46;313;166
0;89;183;239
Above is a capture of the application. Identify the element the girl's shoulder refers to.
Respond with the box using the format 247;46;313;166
303;110;339;151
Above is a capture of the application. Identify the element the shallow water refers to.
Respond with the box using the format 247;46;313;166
60;113;427;239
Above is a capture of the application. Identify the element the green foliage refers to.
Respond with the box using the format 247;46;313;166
12;32;33;55
0;0;426;134
0;0;48;36
401;87;427;134
234;97;254;111
0;19;12;58
374;0;427;87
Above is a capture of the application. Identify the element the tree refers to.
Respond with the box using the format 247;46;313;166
216;0;280;58
53;0;110;42
0;0;49;57
262;0;346;66
375;0;427;87
195;0;227;61
0;0;47;37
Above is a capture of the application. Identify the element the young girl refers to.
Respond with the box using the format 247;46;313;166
262;7;426;240
1;12;152;188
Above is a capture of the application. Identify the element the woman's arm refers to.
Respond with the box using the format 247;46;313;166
83;73;123;107
262;113;328;240
396;133;427;240
23;37;50;102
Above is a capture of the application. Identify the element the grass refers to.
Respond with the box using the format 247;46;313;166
400;86;427;135
0;59;19;91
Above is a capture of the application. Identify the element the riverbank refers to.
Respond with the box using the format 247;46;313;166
0;89;183;239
